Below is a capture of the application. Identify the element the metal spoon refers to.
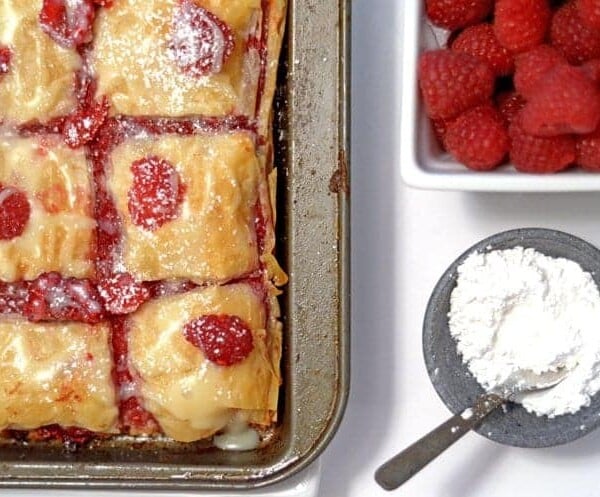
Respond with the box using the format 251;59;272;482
374;368;569;491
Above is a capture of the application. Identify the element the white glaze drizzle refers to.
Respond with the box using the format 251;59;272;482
213;412;260;451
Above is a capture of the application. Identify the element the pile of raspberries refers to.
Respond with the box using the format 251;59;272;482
419;0;600;173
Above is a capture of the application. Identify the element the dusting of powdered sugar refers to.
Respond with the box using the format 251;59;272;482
168;0;227;76
449;246;600;418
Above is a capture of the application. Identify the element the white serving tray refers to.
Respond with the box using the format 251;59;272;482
400;1;600;192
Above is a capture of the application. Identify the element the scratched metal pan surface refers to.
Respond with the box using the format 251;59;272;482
0;0;350;490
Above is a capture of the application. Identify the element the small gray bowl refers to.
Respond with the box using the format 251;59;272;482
423;228;600;448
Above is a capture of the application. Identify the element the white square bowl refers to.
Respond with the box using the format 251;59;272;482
400;1;600;191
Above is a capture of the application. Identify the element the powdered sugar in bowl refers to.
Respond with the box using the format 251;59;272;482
423;228;600;447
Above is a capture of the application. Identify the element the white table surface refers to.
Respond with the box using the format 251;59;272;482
318;1;600;496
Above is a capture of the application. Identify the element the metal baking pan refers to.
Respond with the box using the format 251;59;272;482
0;0;350;490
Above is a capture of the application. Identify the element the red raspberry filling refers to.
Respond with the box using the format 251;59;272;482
23;272;105;324
0;185;30;241
98;273;150;315
39;0;96;48
119;397;159;433
63;98;109;149
254;200;268;255
0;282;27;315
168;0;235;77
128;156;186;231
0;46;12;75
184;314;254;366
31;425;97;449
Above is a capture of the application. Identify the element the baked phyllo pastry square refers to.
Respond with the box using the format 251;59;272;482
105;132;261;284
0;0;82;125
0;136;95;282
126;283;281;442
91;0;262;117
0;318;118;432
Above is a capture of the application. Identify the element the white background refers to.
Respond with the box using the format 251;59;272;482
318;1;600;496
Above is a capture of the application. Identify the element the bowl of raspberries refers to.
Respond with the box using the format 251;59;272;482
401;0;600;190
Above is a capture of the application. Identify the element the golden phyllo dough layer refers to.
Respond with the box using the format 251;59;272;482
91;0;261;117
0;136;95;282
107;132;260;283
0;0;80;124
0;319;118;432
127;283;281;442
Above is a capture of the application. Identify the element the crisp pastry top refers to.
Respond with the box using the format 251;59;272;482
91;0;261;117
107;132;260;283
0;0;285;445
0;0;80;124
0;136;95;282
127;283;281;442
0;318;118;432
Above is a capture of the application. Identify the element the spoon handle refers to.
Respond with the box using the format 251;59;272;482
374;393;504;491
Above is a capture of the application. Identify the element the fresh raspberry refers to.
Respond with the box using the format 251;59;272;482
521;65;600;136
425;0;493;31
0;46;11;75
168;0;235;77
576;125;600;170
494;0;551;53
581;58;600;83
0;185;30;240
418;50;495;120
39;0;96;48
576;0;600;30
550;2;600;64
183;314;254;366
98;273;150;315
23;273;105;324
451;23;514;76
509;115;576;173
444;105;509;170
496;91;526;126
430;117;453;149
128;156;186;231
63;98;109;149
513;45;566;99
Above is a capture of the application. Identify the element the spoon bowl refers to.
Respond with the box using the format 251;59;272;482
501;367;571;398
